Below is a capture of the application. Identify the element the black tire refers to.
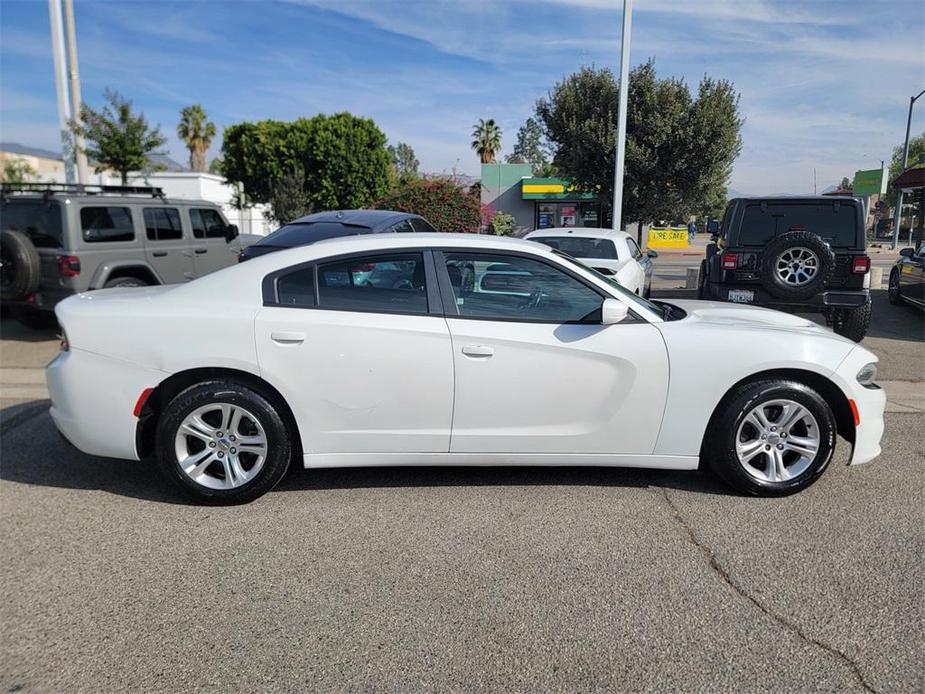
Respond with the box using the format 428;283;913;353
697;259;708;299
888;269;903;305
759;231;835;301
0;229;42;301
11;307;58;330
104;276;148;289
703;379;836;496
155;381;292;504
831;300;872;342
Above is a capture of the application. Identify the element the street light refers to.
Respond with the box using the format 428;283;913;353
892;88;925;249
612;0;632;232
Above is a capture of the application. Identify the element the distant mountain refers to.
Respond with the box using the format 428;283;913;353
0;142;188;173
727;187;751;199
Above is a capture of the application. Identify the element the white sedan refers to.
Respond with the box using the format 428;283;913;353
47;234;885;504
524;227;656;296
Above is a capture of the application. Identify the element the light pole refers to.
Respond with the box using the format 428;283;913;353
892;88;925;249
62;0;89;184
612;0;632;232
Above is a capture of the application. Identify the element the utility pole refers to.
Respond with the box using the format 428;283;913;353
48;0;74;183
813;168;817;195
892;88;925;249
612;0;632;231
62;0;89;184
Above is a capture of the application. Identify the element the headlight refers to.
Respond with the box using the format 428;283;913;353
856;362;877;386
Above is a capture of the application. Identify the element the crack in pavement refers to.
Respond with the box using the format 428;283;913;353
658;486;878;693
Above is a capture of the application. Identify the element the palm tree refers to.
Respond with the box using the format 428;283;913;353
471;119;502;164
177;104;216;173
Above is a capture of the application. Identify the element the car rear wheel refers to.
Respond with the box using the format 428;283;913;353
888;269;902;305
155;381;292;504
830;300;872;342
704;380;835;496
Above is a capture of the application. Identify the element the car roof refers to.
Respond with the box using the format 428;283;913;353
288;209;419;229
310;232;545;254
525;227;630;241
730;196;861;204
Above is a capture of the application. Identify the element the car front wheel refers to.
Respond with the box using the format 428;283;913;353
704;380;836;496
888;270;902;305
155;381;292;504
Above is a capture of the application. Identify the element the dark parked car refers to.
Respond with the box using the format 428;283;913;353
238;210;439;262
888;242;924;309
698;197;872;341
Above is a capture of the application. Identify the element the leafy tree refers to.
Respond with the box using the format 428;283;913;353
70;89;167;185
885;130;925;208
177;104;216;172
536;62;742;238
505;118;550;175
374;177;480;232
267;165;311;224
388;142;419;180
208;156;224;175
839;176;852;191
1;158;36;184
488;211;516;236
220;113;391;210
471;118;502;164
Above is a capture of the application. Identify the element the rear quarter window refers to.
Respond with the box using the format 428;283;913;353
80;206;135;243
0;200;64;248
738;202;859;247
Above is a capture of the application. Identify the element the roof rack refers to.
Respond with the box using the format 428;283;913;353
0;182;165;199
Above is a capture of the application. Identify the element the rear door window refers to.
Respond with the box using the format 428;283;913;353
410;218;438;233
389;220;414;233
739;202;858;247
532;236;618;259
316;253;427;314
0;200;64;248
190;208;227;239
143;208;183;241
80;206;135;243
626;238;643;260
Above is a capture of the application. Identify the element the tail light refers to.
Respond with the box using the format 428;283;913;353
351;263;375;273
850;256;870;274
57;255;81;277
721;252;738;270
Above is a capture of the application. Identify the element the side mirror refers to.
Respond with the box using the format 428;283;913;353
225;224;239;243
601;298;629;325
899;247;914;258
646;249;658;258
706;220;720;235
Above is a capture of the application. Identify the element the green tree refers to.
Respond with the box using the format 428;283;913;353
374;177;480;232
220;113;391;210
1;158;37;184
70;89;167;185
388;142;419;180
839;176;852;191
885;130;925;207
177;104;216;173
505;118;549;175
267;165;311;224
471;118;502;164
536;62;742;238
488;210;516;236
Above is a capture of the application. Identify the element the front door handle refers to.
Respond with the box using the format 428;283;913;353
461;344;494;358
271;331;305;345
194;248;208;255
152;251;167;257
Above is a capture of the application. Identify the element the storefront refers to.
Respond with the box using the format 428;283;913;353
522;178;601;229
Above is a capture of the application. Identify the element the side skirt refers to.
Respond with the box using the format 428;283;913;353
303;452;699;470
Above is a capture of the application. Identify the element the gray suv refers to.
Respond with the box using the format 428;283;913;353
1;183;241;328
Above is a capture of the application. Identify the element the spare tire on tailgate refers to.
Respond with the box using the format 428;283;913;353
1;229;42;301
759;230;835;301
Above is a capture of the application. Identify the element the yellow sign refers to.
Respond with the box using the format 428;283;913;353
647;227;689;249
522;183;565;194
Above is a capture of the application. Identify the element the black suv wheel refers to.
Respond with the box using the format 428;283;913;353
759;231;835;301
828;300;872;342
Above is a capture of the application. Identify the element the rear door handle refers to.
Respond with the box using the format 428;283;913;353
461;344;494;358
194;248;208;255
271;331;305;345
152;251;167;257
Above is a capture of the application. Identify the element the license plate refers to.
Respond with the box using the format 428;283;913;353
728;289;754;304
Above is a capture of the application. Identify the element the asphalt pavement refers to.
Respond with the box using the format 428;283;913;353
1;275;923;692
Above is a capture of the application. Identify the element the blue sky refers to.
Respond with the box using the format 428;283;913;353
1;0;923;194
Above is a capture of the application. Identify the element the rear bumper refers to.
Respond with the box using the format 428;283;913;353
47;348;163;461
705;283;869;312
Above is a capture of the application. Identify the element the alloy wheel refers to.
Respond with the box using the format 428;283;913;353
735;399;820;482
775;247;819;286
174;403;268;490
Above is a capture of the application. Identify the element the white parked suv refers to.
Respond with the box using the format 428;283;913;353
525;227;656;297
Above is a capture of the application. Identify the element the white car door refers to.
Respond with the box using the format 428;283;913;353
255;251;454;454
438;250;669;455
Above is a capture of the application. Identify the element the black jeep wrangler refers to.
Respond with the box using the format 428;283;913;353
698;197;871;341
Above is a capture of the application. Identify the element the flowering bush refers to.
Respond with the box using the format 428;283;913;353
488;211;516;236
375;177;480;232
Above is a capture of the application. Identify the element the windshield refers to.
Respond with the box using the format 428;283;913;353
257;221;374;248
552;250;662;317
0;200;64;248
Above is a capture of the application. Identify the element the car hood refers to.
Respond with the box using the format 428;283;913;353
665;299;852;342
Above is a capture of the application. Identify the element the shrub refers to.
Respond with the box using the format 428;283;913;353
374;177;481;232
488;211;516;236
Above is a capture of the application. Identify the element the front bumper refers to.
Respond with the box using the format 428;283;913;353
47;348;163;461
831;347;886;465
